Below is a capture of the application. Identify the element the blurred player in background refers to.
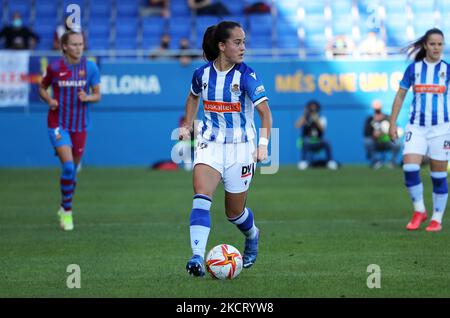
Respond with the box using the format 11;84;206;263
39;30;101;231
389;28;449;232
179;21;272;276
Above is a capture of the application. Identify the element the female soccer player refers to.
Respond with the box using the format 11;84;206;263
389;28;449;232
179;21;272;276
39;30;101;231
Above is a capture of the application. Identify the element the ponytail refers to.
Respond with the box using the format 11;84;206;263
201;21;242;62
402;28;444;62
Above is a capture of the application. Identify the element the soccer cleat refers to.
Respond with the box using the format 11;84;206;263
58;208;74;231
406;211;427;230
243;228;259;269
425;220;442;232
186;254;205;277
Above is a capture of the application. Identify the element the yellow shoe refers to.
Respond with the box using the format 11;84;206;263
57;208;74;231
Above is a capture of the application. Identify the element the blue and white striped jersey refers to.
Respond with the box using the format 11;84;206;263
191;61;268;143
400;59;450;126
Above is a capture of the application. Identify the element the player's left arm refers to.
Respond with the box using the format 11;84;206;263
78;84;101;103
256;100;272;162
79;61;101;103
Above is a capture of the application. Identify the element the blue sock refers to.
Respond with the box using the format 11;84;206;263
431;171;448;223
189;194;212;258
403;164;425;212
228;207;258;239
60;161;75;212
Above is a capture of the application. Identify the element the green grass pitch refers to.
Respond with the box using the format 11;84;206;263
1;166;450;297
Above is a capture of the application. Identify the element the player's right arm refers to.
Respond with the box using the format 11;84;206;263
388;88;407;141
39;65;58;110
179;92;200;141
389;63;412;141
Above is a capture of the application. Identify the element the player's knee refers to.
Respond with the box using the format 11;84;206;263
431;173;448;194
62;161;75;179
403;164;421;187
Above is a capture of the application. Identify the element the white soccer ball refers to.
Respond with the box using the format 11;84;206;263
205;244;243;280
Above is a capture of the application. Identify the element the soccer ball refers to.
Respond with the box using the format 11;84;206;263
205;244;243;280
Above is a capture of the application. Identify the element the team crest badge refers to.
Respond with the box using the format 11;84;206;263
230;83;241;96
440;71;446;78
78;70;86;77
444;140;450;150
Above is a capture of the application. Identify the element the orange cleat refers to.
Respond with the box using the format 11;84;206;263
425;220;442;232
406;211;428;230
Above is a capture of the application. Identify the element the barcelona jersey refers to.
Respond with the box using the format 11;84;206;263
41;57;100;132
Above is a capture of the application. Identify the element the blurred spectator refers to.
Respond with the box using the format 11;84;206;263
150;33;173;59
140;0;170;18
53;19;87;51
188;0;230;16
363;100;401;169
359;31;387;57
295;100;338;170
326;34;355;58
244;1;271;14
176;38;199;65
0;12;39;49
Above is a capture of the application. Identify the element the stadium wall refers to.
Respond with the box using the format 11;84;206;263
0;59;412;167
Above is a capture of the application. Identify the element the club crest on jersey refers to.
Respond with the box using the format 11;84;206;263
230;83;241;96
78;70;86;77
444;140;450;150
440;71;446;78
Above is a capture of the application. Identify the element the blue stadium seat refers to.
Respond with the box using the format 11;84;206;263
438;0;450;12
142;16;166;37
224;0;245;16
33;21;56;50
384;13;408;47
301;0;325;15
249;14;272;37
302;14;326;36
332;16;353;37
329;0;353;16
114;37;137;50
383;0;408;14
88;36;110;50
170;0;191;17
89;1;113;19
168;16;192;39
116;0;139;18
412;14;438;36
87;21;110;39
141;34;161;50
248;34;273;49
410;0;435;14
277;34;300;49
115;17;137;38
277;0;300;25
303;33;327;57
35;1;58;21
276;21;299;39
194;16;220;45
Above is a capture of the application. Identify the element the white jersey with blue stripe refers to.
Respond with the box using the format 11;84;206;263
191;61;268;144
400;59;450;126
